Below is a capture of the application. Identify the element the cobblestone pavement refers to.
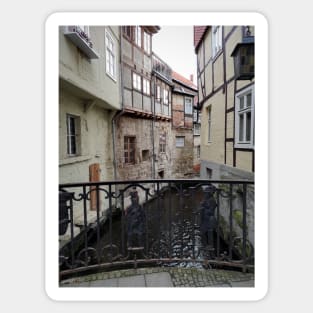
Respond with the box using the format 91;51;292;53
60;267;254;288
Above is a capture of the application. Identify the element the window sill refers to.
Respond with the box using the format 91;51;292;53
234;142;254;149
106;71;117;83
60;155;92;166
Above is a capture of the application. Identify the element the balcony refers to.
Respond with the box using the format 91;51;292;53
59;179;254;281
64;26;99;59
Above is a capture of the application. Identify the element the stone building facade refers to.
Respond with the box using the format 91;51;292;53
171;71;198;178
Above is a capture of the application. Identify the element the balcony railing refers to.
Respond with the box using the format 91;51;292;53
64;26;99;59
152;54;172;82
59;179;254;280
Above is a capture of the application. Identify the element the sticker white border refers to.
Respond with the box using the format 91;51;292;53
45;12;268;302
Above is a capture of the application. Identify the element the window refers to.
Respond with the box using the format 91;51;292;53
124;136;136;164
142;150;149;161
235;86;255;149
197;145;201;158
163;89;169;105
66;114;80;156
159;133;166;153
176;136;185;148
156;85;161;102
135;26;142;47
105;30;116;80
144;31;151;54
194;124;201;135
132;72;141;91
185;97;193;115
207;106;212;142
193;110;198;122
122;26;132;40
212;26;222;57
143;78;150;95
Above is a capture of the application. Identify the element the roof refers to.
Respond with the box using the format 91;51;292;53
194;26;209;51
172;71;197;91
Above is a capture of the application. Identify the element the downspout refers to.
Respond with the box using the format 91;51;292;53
112;27;125;181
151;72;156;179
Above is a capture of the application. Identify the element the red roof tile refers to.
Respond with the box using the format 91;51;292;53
172;71;198;90
194;26;208;51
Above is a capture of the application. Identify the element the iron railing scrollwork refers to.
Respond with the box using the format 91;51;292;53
59;179;254;279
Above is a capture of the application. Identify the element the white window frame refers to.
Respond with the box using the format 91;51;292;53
159;133;166;153
66;114;80;156
144;31;151;54
194;124;201;135
105;29;116;81
235;85;255;149
143;78;150;95
163;89;169;105
135;26;142;47
156;85;161;102
176;136;185;148
132;72;142;91
185;97;193;115
212;26;222;57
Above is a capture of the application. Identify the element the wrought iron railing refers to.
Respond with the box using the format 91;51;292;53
59;179;254;280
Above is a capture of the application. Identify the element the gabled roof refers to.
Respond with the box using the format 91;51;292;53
172;71;197;91
194;26;209;51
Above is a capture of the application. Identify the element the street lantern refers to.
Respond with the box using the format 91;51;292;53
231;32;254;80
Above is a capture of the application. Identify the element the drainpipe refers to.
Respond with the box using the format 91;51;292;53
151;72;156;179
112;27;125;181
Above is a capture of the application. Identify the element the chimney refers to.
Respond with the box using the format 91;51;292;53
190;74;194;82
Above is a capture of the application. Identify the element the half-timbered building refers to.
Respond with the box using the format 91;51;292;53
194;26;255;180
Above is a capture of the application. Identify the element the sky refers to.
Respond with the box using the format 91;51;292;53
152;26;197;86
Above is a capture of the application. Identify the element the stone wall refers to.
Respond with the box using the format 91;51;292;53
217;184;255;259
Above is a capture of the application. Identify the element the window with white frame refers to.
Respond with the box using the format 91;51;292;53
143;78;150;95
122;26;132;40
135;26;142;47
105;30;116;80
132;72;141;91
235;86;254;149
176;136;185;148
156;85;161;101
163;89;169;105
193;110;198;122
66;114;81;156
159;133;166;153
194;124;201;135
207;106;212;142
212;26;222;57
144;31;151;54
185;97;193;115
